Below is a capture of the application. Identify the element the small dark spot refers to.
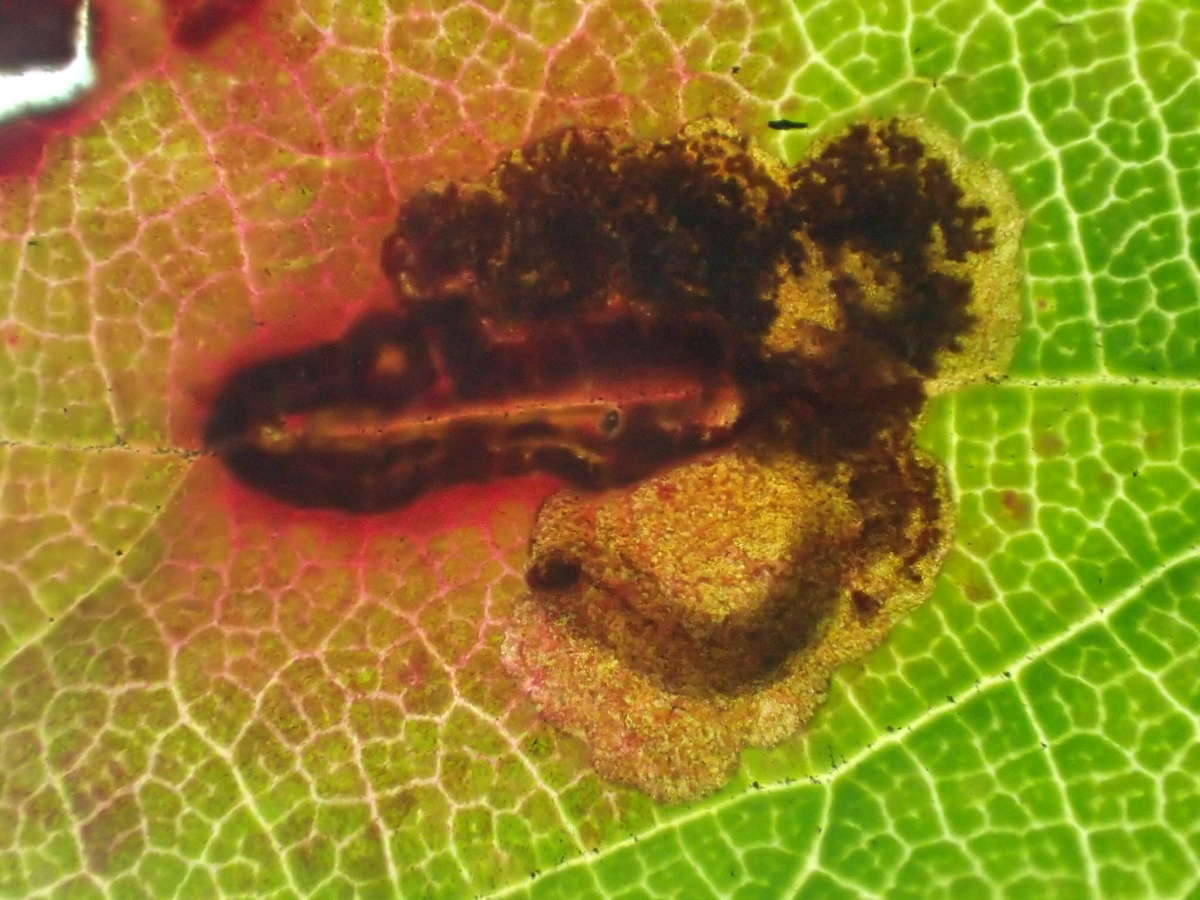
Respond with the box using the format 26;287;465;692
851;589;881;620
1000;490;1031;525
526;553;582;591
752;780;760;789
730;65;741;74
767;119;808;131
166;0;265;51
600;409;621;435
1035;433;1065;457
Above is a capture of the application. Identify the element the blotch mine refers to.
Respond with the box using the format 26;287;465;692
505;432;954;801
201;116;1024;801
500;117;1024;801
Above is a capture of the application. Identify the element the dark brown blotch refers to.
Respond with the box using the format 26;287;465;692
789;122;991;373
526;553;583;591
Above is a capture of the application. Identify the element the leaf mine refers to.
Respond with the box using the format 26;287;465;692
204;116;1022;801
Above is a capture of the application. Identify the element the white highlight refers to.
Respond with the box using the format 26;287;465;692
0;0;94;123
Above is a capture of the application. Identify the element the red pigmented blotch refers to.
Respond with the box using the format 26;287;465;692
163;0;266;51
0;120;52;177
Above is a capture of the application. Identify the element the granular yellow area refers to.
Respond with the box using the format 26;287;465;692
505;436;953;801
526;447;861;694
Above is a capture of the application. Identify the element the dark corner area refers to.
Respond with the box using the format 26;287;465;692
0;0;84;73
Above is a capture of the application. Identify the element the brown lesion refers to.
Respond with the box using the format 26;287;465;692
522;425;949;697
381;121;802;335
164;0;267;51
788;122;993;374
208;118;998;515
203;115;1021;799
501;117;1023;801
523;449;855;696
204;300;763;512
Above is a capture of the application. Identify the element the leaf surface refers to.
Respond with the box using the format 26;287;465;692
1;0;1198;897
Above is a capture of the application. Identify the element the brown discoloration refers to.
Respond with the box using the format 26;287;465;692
963;578;997;604
789;122;992;374
1001;489;1033;526
164;0;266;51
524;449;864;696
381;121;802;336
205;302;759;512
521;429;950;696
202;116;1023;801
501;118;1022;802
507;435;955;800
1035;432;1066;457
851;590;882;621
208;118;1001;515
525;552;582;592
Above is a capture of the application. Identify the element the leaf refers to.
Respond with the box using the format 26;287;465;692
1;0;1198;897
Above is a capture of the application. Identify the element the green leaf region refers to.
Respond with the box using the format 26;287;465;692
1;0;1198;898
